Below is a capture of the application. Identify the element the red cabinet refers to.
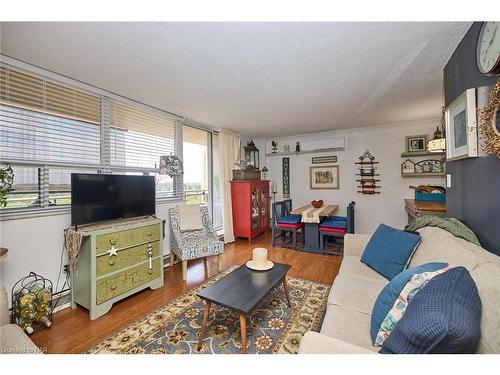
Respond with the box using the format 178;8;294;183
230;180;270;242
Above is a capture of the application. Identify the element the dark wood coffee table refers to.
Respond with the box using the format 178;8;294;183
196;262;292;353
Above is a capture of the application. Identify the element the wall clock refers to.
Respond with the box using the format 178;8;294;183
476;22;500;75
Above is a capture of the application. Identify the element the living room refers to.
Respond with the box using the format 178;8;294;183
1;1;500;372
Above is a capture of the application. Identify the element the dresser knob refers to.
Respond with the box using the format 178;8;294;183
148;231;152;236
110;239;117;245
148;269;153;275
109;260;115;266
110;285;116;290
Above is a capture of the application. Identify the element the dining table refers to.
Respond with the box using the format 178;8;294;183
290;203;339;253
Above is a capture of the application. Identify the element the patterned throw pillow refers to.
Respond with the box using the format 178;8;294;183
374;267;448;346
370;262;448;345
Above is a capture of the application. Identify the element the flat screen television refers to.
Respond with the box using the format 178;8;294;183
71;173;156;226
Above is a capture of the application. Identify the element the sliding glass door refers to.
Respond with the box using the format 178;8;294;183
182;126;222;230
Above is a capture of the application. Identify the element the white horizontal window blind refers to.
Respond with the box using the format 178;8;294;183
110;102;175;169
0;65;102;166
109;102;180;200
0;105;101;165
0;66;100;124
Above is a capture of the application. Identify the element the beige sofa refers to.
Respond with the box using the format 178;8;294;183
299;226;500;354
0;287;41;354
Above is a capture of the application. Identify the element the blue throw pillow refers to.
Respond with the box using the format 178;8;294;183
380;267;482;354
361;224;421;280
370;262;448;345
276;214;302;224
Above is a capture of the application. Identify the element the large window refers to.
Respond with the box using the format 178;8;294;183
0;65;102;211
0;65;183;214
0;64;219;220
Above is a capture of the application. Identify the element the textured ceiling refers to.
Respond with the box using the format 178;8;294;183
0;22;470;137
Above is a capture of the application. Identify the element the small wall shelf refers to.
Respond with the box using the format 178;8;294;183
400;151;445;157
401;172;446;178
265;147;344;157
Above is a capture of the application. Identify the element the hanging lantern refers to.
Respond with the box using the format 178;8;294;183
244;140;260;170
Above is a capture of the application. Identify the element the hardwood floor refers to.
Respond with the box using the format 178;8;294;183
30;231;341;353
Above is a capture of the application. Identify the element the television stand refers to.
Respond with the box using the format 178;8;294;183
68;217;164;320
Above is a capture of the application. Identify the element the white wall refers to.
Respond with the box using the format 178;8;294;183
257;120;445;234
0;201;177;296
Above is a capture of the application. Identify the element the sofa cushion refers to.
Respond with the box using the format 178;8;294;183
380;267;481;354
320;216;347;229
276;214;302;224
275;222;303;230
177;204;203;231
338;255;388;282
361;224;421;280
319;226;346;233
471;262;500;353
299;332;376;354
320;305;378;352
328;274;387;315
408;227;478;271
371;262;448;346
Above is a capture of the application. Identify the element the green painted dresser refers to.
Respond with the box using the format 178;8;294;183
70;219;164;320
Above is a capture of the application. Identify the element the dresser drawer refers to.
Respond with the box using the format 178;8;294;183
96;240;161;277
95;223;161;255
96;258;162;305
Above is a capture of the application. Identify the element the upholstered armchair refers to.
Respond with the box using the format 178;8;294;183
168;206;224;281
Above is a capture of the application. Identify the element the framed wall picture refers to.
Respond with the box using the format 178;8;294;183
311;155;337;164
310;165;339;190
445;88;478;161
405;135;428;153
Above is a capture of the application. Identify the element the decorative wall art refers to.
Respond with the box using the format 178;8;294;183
309;165;339;190
282;157;290;198
478;78;500;159
445;88;478;161
413;159;443;174
271;140;278;153
311;155;337;164
401;159;416;175
405;135;428;153
356;150;381;194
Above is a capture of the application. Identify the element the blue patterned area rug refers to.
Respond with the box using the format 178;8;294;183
86;266;330;354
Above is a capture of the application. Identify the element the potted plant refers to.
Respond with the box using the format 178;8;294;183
0;164;14;207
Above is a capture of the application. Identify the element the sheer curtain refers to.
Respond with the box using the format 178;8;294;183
218;129;241;243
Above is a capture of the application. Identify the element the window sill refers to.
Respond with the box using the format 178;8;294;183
0;197;186;222
0;206;71;221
